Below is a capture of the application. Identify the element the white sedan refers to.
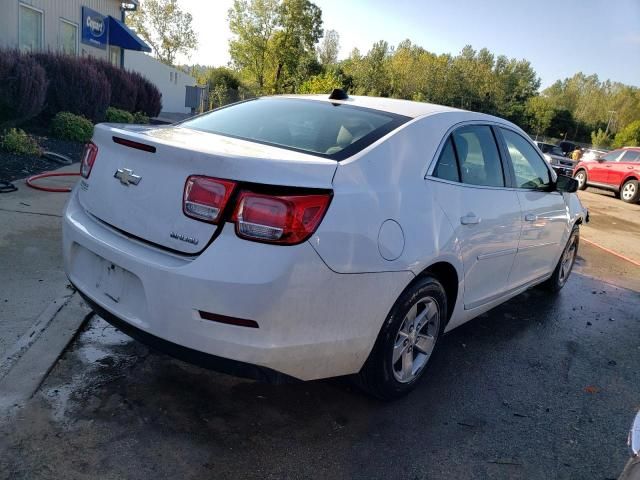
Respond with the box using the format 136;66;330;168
63;92;587;399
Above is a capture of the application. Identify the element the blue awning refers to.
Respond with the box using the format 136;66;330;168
107;16;151;52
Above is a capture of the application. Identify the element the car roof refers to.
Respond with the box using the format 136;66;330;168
277;94;465;119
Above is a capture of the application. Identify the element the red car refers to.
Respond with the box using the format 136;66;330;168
573;147;640;203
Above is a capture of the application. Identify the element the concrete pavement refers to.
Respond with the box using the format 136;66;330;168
0;165;78;360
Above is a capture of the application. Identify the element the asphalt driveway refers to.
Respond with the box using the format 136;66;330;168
0;177;639;480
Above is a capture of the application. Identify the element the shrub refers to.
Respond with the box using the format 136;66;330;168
0;49;47;127
106;106;134;123
133;111;150;124
33;53;111;122
131;71;162;117
95;60;138;112
612;120;640;148
0;128;41;156
51;112;94;142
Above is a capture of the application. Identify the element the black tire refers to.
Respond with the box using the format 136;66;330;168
621;179;640;204
356;276;447;400
543;225;579;292
574;170;588;190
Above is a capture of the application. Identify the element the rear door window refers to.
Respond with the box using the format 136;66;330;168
179;98;409;160
451;126;504;187
433;138;460;182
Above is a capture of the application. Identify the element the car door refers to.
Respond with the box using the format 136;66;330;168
608;150;640;186
589;150;624;184
427;124;522;310
498;128;568;287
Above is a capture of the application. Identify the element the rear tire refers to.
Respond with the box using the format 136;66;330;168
621;179;640;203
543;225;579;292
356;276;447;400
574;170;587;190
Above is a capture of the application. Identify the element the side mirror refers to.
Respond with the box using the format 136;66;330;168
556;175;579;193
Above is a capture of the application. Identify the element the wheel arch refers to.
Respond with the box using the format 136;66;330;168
622;175;638;187
411;261;460;324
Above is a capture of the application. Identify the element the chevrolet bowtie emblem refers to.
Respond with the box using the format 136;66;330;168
114;168;142;186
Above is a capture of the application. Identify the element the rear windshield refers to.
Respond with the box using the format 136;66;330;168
179;97;410;160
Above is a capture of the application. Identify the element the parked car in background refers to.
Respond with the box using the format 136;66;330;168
557;140;578;156
581;148;608;162
536;142;575;176
63;93;587;399
574;147;640;203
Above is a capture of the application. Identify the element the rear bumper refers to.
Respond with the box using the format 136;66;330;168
77;289;296;383
63;187;412;380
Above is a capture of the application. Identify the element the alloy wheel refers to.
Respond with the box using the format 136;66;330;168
392;296;440;383
575;172;586;189
622;182;637;201
559;234;577;285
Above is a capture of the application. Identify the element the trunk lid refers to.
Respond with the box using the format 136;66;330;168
79;123;337;254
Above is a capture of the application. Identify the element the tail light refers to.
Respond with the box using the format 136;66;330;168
183;176;236;224
231;192;331;245
80;142;98;178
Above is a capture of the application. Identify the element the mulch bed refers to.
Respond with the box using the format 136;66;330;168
0;136;84;183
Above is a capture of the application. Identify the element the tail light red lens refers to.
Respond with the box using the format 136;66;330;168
183;176;236;224
232;192;331;245
80;142;98;178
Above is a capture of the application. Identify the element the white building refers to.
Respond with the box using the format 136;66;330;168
0;0;196;115
124;51;195;115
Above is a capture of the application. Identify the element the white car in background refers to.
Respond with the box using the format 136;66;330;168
63;92;587;399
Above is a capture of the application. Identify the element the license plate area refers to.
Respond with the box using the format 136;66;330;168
96;261;127;304
70;244;148;323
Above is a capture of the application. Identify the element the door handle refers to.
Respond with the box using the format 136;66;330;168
628;166;635;170
460;214;481;225
525;213;537;222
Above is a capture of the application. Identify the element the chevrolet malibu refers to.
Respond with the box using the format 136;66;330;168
63;92;587;399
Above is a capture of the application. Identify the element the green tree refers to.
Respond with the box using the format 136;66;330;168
298;69;343;93
228;0;279;91
612;120;640;148
317;29;340;65
526;96;556;139
228;0;322;93
590;128;611;148
271;0;323;92
127;0;197;66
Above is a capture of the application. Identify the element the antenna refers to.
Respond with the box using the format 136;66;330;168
328;89;349;101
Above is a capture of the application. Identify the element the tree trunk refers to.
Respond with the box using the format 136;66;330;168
274;63;284;94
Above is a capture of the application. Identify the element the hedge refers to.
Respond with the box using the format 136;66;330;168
0;50;47;128
0;49;163;126
33;53;111;122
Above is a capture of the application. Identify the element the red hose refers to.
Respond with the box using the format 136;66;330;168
26;172;81;193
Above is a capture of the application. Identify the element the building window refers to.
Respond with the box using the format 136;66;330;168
109;46;120;66
59;19;78;55
175;73;178;84
170;72;174;82
19;4;43;52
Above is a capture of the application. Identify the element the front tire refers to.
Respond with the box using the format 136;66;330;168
543;225;579;292
574;170;587;190
621;179;640;203
356;276;447;400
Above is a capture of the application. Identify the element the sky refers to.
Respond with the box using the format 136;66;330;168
178;0;640;88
